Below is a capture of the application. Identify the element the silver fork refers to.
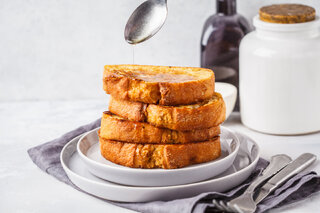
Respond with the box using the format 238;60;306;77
212;154;292;213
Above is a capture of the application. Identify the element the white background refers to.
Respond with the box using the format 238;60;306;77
1;0;320;101
1;1;320;212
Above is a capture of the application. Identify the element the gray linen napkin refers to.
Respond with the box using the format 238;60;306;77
28;119;320;213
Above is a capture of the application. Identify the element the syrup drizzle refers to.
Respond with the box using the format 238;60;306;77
132;44;136;64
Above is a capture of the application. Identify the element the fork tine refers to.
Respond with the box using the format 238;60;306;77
219;201;230;211
212;200;219;208
212;200;221;209
212;200;227;212
213;199;242;213
220;201;238;212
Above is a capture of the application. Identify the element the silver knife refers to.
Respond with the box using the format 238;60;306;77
255;153;317;204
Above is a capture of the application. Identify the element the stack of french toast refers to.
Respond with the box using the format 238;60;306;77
99;65;226;169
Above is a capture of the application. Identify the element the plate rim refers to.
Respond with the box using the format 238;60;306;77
61;128;260;190
76;126;241;174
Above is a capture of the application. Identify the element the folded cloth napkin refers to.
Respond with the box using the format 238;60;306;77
28;119;320;213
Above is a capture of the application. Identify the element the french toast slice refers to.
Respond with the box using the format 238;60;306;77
100;111;220;144
99;137;221;169
103;64;215;105
109;92;226;131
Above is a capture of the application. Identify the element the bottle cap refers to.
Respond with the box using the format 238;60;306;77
259;4;315;24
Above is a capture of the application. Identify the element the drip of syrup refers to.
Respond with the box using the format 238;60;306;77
132;44;136;64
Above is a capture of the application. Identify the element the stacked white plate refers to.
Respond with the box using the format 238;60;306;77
61;126;260;202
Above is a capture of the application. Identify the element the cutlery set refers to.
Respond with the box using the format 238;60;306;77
212;153;317;213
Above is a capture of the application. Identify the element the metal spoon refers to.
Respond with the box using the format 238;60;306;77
124;0;168;44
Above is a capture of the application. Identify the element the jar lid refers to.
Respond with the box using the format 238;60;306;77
259;4;316;24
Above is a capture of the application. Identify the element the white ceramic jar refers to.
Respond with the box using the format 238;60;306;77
240;16;320;135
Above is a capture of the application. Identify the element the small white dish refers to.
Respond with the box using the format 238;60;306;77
77;127;240;187
215;82;237;119
61;130;259;202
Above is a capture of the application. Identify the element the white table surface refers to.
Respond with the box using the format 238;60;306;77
0;98;319;213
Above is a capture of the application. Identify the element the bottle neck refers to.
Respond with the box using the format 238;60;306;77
216;0;236;16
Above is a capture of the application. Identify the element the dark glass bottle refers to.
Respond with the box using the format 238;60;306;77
200;0;251;111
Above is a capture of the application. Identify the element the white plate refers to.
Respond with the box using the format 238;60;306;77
61;129;260;202
77;127;241;187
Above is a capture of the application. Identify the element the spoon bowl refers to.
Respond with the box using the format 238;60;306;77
125;0;168;44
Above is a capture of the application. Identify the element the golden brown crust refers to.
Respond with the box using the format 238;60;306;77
99;137;221;169
259;4;315;24
103;64;215;106
109;92;226;131
100;111;221;144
